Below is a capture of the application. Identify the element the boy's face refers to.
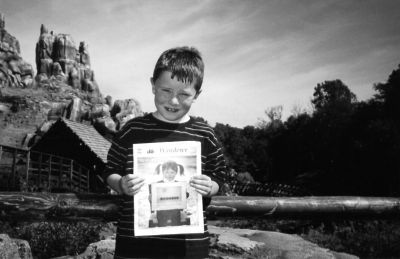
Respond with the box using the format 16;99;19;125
151;71;200;123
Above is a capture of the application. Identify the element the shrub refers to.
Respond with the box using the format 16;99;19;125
0;220;109;258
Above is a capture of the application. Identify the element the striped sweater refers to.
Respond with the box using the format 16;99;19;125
103;114;227;259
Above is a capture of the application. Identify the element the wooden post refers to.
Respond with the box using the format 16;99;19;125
26;150;30;185
11;149;17;189
48;155;52;190
86;169;90;192
0;145;3;163
38;153;42;188
59;158;63;188
79;166;82;192
70;160;73;191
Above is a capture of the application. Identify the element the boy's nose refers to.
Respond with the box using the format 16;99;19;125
169;96;180;105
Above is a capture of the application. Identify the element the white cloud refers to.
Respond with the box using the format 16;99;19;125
2;0;400;127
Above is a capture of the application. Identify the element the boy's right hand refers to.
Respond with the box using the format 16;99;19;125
120;174;145;196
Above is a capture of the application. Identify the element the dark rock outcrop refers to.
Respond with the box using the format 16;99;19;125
35;24;101;102
0;14;34;88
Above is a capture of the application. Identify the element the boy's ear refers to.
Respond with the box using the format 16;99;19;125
194;89;202;100
151;77;156;94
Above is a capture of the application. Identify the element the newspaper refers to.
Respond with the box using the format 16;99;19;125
133;141;204;236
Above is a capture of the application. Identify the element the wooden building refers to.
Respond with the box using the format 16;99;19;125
27;118;112;193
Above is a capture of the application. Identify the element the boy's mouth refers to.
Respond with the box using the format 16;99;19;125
165;107;179;113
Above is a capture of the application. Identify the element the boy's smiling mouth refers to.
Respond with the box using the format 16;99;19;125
165;107;179;113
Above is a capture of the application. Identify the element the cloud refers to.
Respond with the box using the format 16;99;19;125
2;0;400;127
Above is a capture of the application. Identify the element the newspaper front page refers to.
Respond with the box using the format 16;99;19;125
133;141;204;236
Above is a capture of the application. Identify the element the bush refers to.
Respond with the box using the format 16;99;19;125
0;220;110;258
302;220;400;258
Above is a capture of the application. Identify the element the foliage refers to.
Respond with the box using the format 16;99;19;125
257;105;283;129
302;220;400;258
374;64;400;119
215;63;400;197
0;220;108;258
311;79;356;114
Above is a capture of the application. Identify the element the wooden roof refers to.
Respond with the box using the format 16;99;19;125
32;118;111;164
61;119;111;163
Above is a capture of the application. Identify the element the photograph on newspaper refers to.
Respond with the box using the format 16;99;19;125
133;141;204;236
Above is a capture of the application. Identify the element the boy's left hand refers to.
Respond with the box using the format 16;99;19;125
190;175;213;196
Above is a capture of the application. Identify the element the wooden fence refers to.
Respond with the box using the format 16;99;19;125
28;151;90;192
0;145;90;192
1;193;400;221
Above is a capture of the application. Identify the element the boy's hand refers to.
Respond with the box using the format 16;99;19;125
190;175;215;197
120;174;144;196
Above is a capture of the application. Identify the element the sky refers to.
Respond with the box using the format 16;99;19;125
2;0;400;128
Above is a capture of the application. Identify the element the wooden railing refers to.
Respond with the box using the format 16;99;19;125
1;193;400;221
0;145;90;192
28;151;90;192
0;145;28;190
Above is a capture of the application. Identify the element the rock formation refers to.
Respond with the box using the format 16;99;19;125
0;14;34;88
35;24;101;102
0;14;143;148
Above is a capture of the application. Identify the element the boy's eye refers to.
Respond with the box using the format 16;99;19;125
160;88;172;94
179;93;191;97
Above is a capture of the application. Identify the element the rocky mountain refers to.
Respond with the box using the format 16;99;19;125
0;14;34;89
0;14;143;148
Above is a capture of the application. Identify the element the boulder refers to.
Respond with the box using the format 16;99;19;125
93;116;117;139
47;102;67;120
75;239;115;259
65;97;82;121
111;99;143;129
0;234;33;259
208;226;359;259
59;226;358;259
13;238;33;259
0;234;20;259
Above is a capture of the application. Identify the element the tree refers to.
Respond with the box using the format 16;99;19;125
257;105;283;129
312;80;357;114
374;64;400;119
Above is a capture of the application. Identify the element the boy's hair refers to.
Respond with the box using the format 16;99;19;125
153;46;204;93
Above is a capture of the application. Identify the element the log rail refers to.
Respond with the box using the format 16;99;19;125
1;192;400;221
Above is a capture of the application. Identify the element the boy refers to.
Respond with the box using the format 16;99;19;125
104;46;227;259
